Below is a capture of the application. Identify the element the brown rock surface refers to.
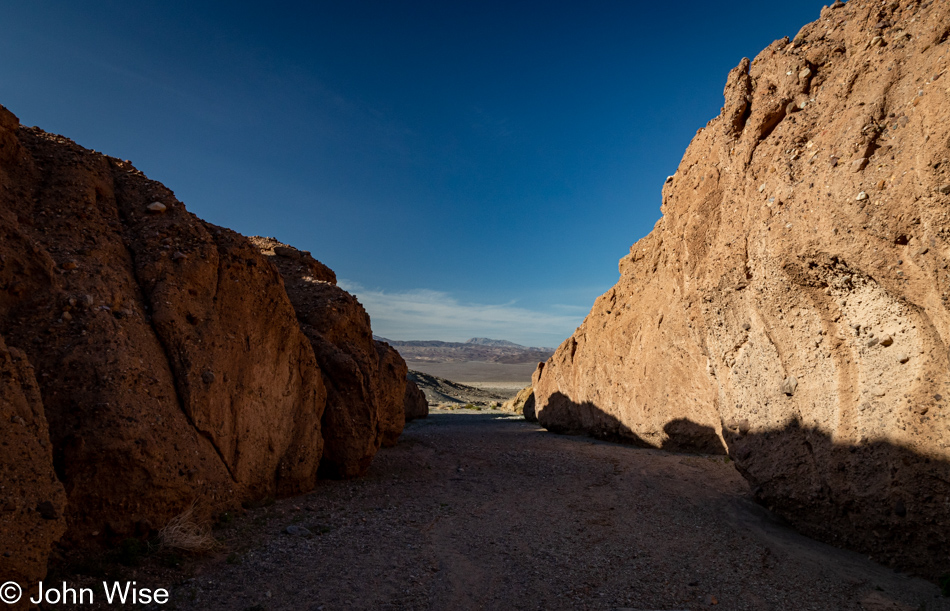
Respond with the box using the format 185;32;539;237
403;378;429;421
0;105;326;551
375;339;408;448
251;237;408;476
533;0;950;578
0;334;66;603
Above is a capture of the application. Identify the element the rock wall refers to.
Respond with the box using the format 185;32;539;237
0;108;328;548
404;379;429;421
0;334;67;596
0;107;409;579
251;237;408;476
534;0;950;578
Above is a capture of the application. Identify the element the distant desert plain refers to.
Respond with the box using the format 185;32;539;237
378;337;553;405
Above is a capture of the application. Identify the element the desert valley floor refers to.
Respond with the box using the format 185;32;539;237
67;410;946;611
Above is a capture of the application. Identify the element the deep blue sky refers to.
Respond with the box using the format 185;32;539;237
1;1;828;347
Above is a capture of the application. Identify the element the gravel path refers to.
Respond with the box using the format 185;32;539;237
170;411;944;610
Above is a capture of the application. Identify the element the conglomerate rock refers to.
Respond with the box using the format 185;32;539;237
0;334;67;602
0;106;326;559
251;237;409;476
533;0;950;578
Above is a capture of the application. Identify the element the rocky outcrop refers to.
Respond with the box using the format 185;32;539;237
404;379;429;421
0;108;328;552
533;0;950;578
502;384;535;418
375;340;409;447
251;238;408;476
0;334;67;598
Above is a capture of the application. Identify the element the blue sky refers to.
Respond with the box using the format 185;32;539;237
1;1;829;347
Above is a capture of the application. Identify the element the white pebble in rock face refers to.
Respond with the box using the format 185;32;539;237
147;202;167;213
856;191;868;201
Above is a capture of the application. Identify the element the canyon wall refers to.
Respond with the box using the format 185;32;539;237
0;107;409;583
251;237;410;476
534;0;950;577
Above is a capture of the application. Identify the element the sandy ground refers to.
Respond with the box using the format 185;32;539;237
83;410;945;610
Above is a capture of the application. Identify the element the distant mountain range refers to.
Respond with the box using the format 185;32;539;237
376;337;554;364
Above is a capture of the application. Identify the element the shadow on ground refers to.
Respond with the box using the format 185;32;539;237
533;390;950;583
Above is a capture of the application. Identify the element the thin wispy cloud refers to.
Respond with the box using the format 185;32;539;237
338;281;584;348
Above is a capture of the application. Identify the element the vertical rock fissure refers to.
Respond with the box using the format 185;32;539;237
108;167;238;484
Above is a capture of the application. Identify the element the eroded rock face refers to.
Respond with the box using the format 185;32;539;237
0;107;326;548
534;0;950;577
502;385;535;417
404;379;429;421
375;339;408;447
251;237;408;476
0;334;67;596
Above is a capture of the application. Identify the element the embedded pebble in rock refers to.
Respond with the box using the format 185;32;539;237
851;157;868;172
856;191;868;201
781;376;798;396
172;251;187;261
898;353;910;364
147;201;167;213
879;334;893;347
937;184;950;195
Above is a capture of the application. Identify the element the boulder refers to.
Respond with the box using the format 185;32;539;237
533;0;950;578
0;108;326;550
404;378;429;421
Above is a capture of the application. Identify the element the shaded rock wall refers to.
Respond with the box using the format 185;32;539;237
533;0;950;577
376;339;409;447
404;378;429;421
0;109;331;565
0;334;67;594
251;238;408;476
0;105;414;581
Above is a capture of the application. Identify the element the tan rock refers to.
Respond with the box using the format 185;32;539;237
533;0;950;578
502;385;535;417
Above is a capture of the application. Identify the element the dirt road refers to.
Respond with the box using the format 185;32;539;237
170;411;944;610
